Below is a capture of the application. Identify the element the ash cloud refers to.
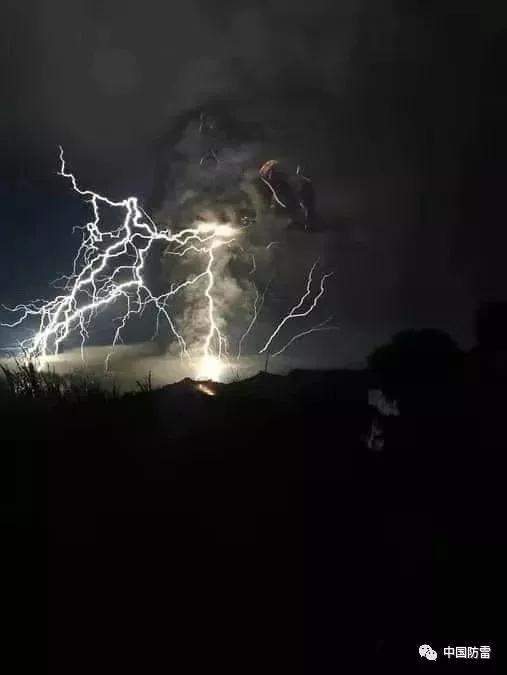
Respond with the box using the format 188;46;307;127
2;1;506;368
149;108;341;362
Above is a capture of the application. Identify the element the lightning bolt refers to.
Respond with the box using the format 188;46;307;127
260;176;287;208
258;261;334;355
2;149;338;382
2;148;240;379
237;277;272;360
270;316;339;358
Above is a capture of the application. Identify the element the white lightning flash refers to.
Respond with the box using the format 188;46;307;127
258;261;334;355
2;148;239;380
2;150;338;381
271;316;339;358
237;277;272;360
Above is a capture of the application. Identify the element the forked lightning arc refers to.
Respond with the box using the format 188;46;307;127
2;149;337;381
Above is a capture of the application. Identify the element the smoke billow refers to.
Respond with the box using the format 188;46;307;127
150;109;336;366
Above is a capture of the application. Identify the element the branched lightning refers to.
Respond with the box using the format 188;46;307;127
237;277;272;360
2;148;239;378
2;149;338;381
258;261;334;355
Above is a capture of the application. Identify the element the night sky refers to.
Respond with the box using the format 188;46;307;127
1;0;507;369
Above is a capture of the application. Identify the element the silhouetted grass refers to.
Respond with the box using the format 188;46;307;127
0;360;119;404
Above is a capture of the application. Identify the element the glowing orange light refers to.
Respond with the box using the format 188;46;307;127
196;382;216;396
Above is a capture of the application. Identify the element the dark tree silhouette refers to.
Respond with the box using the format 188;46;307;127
475;300;507;352
367;329;464;414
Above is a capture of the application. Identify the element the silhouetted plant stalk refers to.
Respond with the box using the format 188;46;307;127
136;371;153;393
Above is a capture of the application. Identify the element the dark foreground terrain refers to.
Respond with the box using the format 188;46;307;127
1;330;505;673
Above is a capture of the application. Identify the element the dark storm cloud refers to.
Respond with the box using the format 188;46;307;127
2;0;507;364
25;0;363;152
2;0;365;196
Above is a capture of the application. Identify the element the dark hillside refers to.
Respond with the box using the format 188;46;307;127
1;357;504;673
